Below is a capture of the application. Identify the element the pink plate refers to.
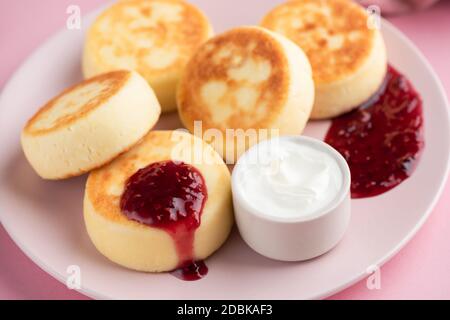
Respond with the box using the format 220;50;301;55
0;0;449;299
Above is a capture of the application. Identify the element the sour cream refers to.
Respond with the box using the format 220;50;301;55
235;137;343;218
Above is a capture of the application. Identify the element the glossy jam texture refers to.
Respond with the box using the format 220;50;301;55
325;65;424;198
120;160;208;280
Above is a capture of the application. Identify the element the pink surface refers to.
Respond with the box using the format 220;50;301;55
0;0;449;300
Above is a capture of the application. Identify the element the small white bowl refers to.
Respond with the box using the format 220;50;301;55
232;136;351;261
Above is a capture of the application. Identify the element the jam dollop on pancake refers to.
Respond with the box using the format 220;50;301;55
262;0;387;119
177;26;315;163
83;0;213;112
121;160;207;231
84;131;233;273
121;160;209;280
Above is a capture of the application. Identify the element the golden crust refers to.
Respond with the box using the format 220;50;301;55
23;70;130;136
177;26;290;132
261;0;375;84
85;130;229;227
84;0;212;80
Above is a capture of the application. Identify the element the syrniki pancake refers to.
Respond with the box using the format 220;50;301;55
261;0;387;119
177;26;315;163
84;130;234;272
21;70;161;180
83;0;213;112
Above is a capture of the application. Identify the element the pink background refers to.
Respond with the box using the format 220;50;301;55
0;0;449;300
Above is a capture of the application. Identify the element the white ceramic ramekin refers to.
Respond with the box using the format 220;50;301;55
231;136;351;261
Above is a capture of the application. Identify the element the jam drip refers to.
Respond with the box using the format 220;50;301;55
170;260;208;281
325;65;424;198
120;160;208;280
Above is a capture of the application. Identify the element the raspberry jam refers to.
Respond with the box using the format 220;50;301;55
325;65;424;198
120;160;208;280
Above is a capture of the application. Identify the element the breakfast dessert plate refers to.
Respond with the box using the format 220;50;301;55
0;0;449;299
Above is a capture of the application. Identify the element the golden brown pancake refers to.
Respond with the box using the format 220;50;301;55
261;0;387;119
24;71;129;136
84;130;234;272
177;26;315;163
83;0;213;112
21;70;161;179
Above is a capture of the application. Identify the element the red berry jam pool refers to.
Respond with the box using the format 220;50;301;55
120;160;208;281
325;65;424;198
